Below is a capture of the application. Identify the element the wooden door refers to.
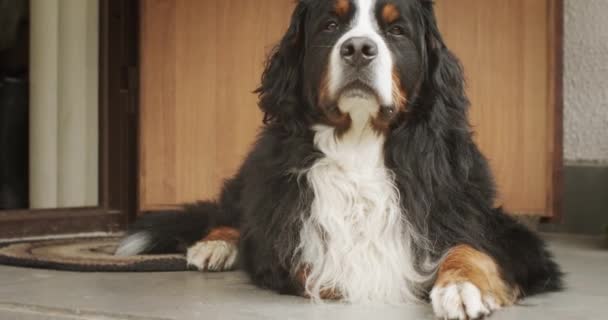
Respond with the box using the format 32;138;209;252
435;0;561;216
139;0;562;217
139;0;294;210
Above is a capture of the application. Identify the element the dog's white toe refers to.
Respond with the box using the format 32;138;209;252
430;281;499;320
186;240;238;271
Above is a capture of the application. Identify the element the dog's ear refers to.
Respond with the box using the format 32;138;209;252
418;2;469;113
255;1;308;126
419;0;435;8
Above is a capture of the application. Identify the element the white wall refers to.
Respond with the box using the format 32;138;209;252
564;0;608;163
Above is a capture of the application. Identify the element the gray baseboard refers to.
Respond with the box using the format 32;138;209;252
540;163;608;235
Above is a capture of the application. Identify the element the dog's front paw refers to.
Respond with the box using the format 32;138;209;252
430;281;500;320
186;240;238;272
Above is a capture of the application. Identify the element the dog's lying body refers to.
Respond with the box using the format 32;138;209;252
117;1;562;318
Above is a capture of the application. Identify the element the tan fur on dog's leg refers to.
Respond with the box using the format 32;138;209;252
430;245;520;320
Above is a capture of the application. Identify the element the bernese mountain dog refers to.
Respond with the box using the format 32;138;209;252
117;0;562;318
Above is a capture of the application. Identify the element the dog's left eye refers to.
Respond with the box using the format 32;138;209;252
324;21;339;32
387;26;405;36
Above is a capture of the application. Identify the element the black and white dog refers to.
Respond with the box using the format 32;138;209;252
117;0;562;318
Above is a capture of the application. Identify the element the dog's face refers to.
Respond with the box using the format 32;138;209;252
303;0;423;125
257;0;443;132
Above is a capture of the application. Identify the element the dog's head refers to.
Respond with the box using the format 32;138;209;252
257;0;465;133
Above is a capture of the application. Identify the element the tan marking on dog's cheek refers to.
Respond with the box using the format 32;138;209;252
318;69;331;108
391;70;407;111
202;227;240;245
382;3;400;24
368;70;407;135
435;245;520;306
318;68;352;135
335;0;350;18
370;113;391;136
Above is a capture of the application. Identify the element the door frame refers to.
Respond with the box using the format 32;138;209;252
0;0;139;239
549;0;564;221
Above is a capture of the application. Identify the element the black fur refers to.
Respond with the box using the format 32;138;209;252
124;0;562;299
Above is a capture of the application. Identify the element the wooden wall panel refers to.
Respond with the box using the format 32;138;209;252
435;0;557;216
140;0;559;216
139;0;294;210
140;0;177;210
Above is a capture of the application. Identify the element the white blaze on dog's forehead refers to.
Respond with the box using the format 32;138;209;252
328;0;394;108
352;0;377;33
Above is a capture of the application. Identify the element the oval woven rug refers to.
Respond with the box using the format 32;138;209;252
0;237;188;272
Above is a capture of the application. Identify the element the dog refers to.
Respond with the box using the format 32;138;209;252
117;0;562;318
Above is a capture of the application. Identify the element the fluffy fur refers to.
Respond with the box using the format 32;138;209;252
297;95;431;303
118;0;562;316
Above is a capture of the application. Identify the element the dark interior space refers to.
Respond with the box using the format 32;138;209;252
0;0;29;210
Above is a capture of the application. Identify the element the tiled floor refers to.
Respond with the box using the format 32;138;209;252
0;234;606;320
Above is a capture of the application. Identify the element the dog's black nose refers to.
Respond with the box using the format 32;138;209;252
340;37;378;67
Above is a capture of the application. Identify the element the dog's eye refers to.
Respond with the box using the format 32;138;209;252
324;21;339;32
388;25;405;36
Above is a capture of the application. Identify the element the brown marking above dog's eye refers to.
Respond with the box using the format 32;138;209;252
382;3;400;24
335;0;350;18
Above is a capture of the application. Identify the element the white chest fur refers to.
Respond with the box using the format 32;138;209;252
297;100;427;304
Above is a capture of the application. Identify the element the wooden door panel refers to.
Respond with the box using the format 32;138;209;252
140;0;294;210
140;0;177;209
435;0;557;215
140;0;560;216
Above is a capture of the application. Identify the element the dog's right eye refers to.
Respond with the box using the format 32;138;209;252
324;21;339;32
387;25;406;36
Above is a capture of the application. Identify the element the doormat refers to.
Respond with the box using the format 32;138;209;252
0;237;188;272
